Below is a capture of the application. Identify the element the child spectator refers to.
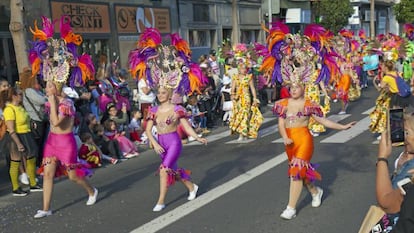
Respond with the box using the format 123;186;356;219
221;75;232;125
101;102;129;129
186;95;207;134
128;110;143;143
103;119;139;158
78;132;118;167
94;124;126;161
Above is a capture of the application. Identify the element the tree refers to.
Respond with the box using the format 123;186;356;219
9;0;29;81
393;0;414;24
315;0;353;33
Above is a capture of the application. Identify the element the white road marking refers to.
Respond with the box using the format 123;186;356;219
185;117;275;145
132;107;376;232
130;152;288;233
320;116;370;143
362;107;375;115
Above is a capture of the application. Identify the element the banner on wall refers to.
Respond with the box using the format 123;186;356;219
50;1;110;34
115;5;171;34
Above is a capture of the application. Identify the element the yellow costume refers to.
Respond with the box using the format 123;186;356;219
229;73;263;138
369;90;391;133
305;71;330;134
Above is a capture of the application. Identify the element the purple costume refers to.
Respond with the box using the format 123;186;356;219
38;98;92;178
148;105;191;186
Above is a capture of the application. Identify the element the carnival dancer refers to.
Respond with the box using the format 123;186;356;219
261;22;356;219
129;28;207;212
369;35;413;135
29;16;98;219
336;62;353;114
305;65;330;137
229;44;263;141
273;72;356;220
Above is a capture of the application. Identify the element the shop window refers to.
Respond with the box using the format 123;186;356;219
0;38;18;85
193;4;209;22
80;39;110;66
241;30;259;44
223;29;232;41
189;30;208;47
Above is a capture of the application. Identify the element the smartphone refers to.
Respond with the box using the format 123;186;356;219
397;177;412;195
389;108;404;143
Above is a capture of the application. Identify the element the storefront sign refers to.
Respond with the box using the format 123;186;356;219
115;5;171;34
51;1;110;34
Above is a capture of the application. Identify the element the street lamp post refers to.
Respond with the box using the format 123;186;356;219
370;0;375;39
268;0;272;27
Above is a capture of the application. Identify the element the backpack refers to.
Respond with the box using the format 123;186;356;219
389;73;411;97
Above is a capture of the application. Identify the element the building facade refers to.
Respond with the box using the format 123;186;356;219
0;0;264;84
0;0;402;84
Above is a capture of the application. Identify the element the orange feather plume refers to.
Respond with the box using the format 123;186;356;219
29;21;48;41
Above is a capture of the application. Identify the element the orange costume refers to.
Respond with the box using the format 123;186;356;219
337;73;351;103
273;99;323;183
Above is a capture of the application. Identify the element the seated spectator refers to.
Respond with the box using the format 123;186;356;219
93;124;126;161
78;132;118;167
101;102;129;131
128;110;143;143
186;95;206;134
111;68;131;112
373;108;414;232
103;119;139;159
221;76;233;125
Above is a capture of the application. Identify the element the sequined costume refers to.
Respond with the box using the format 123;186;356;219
148;105;191;186
229;73;263;138
38;98;92;178
273;98;323;183
305;71;330;134
369;90;392;133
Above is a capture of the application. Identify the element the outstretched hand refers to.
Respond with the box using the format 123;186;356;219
342;121;357;130
197;137;208;145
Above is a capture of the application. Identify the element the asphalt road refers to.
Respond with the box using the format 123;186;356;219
0;85;393;233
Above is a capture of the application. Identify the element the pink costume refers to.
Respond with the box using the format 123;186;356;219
148;105;191;186
104;130;138;155
38;98;92;178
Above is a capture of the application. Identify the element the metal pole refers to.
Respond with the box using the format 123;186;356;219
370;0;375;40
268;0;272;27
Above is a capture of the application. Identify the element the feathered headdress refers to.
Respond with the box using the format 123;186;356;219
128;28;206;95
303;24;340;85
28;16;95;87
404;24;414;41
377;33;403;62
259;21;291;84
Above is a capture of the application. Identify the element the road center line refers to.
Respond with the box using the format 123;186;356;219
131;152;287;233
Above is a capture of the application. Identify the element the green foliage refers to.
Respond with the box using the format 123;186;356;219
316;0;354;33
393;0;414;24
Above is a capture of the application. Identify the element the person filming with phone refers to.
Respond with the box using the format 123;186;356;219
373;108;414;232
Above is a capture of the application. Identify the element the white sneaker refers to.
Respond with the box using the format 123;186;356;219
86;188;98;205
19;173;29;185
338;111;346;115
188;136;196;142
280;206;296;220
188;184;199;200
311;187;323;207
34;210;52;219
152;204;165;212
